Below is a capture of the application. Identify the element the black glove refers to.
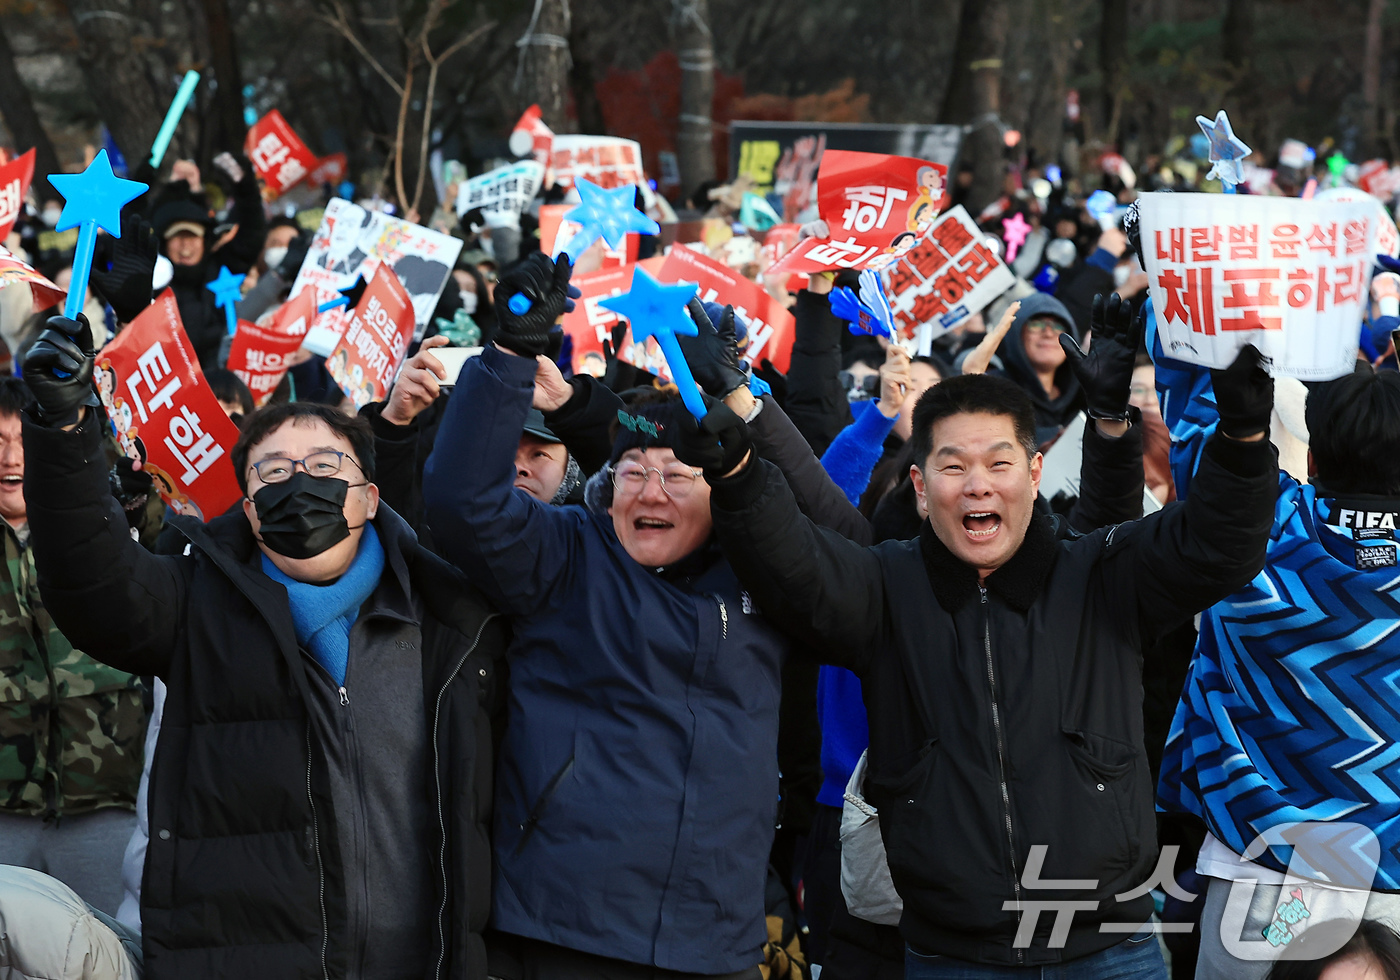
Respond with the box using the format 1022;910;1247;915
1211;343;1274;440
672;400;753;481
90;212;157;323
109;456;155;523
339;275;368;311
753;358;788;406
493;252;572;356
276;232;311;281
23;313;99;428
1060;292;1143;421
677;299;749;398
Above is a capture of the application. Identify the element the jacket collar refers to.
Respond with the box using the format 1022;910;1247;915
918;513;1059;614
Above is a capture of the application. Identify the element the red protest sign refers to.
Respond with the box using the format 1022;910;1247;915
0;245;65;311
540;204;638;271
0;149;35;241
305;152;348;190
886;205;1015;342
769;150;948;276
326;264;414;408
228;290;313;406
96;290;241;521
510;105;555;169
560;264;637;376
245;110;320;200
659;244;796;373
550;136;646;190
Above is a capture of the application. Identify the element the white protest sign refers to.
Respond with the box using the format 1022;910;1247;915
885;205;1017;343
455;160;546;217
1139;192;1377;380
289;198;463;355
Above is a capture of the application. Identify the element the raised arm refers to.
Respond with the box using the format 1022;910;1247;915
1107;345;1277;637
421;254;584;615
22;316;188;677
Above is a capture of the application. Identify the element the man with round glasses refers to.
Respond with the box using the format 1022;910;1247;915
422;252;795;980
16;309;508;980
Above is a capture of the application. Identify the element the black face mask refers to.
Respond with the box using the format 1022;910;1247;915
252;472;359;559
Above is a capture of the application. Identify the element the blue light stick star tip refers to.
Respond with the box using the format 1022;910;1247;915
47;149;148;321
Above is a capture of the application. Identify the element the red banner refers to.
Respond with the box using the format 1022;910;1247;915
228;290;313;406
540;204;638;271
0;149;35;242
326;265;415;408
96;290;241;521
245;110;320;200
510;105;555;169
304;152;348;190
658;245;796;373
560;265;638;375
769;150;949;276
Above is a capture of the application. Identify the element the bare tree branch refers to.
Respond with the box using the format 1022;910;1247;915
321;0;404;97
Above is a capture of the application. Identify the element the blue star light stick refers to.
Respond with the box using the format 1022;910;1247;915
149;71;201;169
555;177;660;261
598;268;707;421
207;266;246;336
318;275;367;314
47;149;149;321
1195;109;1251;194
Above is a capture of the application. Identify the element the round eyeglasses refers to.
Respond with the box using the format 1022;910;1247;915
611;462;704;499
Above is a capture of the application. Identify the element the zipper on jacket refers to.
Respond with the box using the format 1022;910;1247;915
431;614;496;980
339;686;349;706
980;585;1024;965
305;720;330;980
714;595;729;640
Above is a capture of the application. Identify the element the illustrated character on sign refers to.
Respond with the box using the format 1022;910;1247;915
906;166;945;234
867;231;919;273
147;464;204;521
318;203;373;275
326;347;350;385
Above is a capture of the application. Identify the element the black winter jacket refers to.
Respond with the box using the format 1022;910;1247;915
708;433;1276;966
22;409;508;980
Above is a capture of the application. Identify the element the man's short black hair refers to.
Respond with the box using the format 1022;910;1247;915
232;403;375;495
206;369;255;418
0;376;35;419
1306;366;1400;496
911;373;1038;467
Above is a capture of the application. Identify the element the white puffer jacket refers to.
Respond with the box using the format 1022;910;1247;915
0;866;139;980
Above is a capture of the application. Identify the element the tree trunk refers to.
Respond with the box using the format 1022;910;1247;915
1362;0;1384;157
938;0;1009;216
0;22;63;200
1222;0;1254;71
66;0;168;169
675;0;716;194
202;0;248;154
1099;0;1128;144
516;0;572;132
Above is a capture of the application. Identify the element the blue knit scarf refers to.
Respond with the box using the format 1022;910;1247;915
261;524;385;687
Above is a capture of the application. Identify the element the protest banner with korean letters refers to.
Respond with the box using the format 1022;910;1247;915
1139;193;1378;379
292;197;462;354
227;290;314;406
0;149;35;241
659;245;796;374
769;150;949;277
244;110;320;200
885;205;1016;342
96;290;241;521
550;135;647;190
455;161;546;217
560;264;638;375
325;265;415;409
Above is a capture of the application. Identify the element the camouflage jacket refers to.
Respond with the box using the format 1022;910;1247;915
0;521;145;816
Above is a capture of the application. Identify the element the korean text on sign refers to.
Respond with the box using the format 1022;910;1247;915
326;265;416;409
1139;193;1377;379
244;110;320;199
95;290;241;521
886;205;1016;342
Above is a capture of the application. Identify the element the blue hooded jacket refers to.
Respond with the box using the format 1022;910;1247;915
422;347;787;973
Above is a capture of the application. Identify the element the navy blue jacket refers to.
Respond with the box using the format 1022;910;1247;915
422;347;788;973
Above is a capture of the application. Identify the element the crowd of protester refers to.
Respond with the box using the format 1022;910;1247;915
0;138;1399;980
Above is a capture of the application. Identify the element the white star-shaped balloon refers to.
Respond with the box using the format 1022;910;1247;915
1195;110;1251;188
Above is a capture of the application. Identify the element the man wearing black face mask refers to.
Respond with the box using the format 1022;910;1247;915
17;312;509;980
